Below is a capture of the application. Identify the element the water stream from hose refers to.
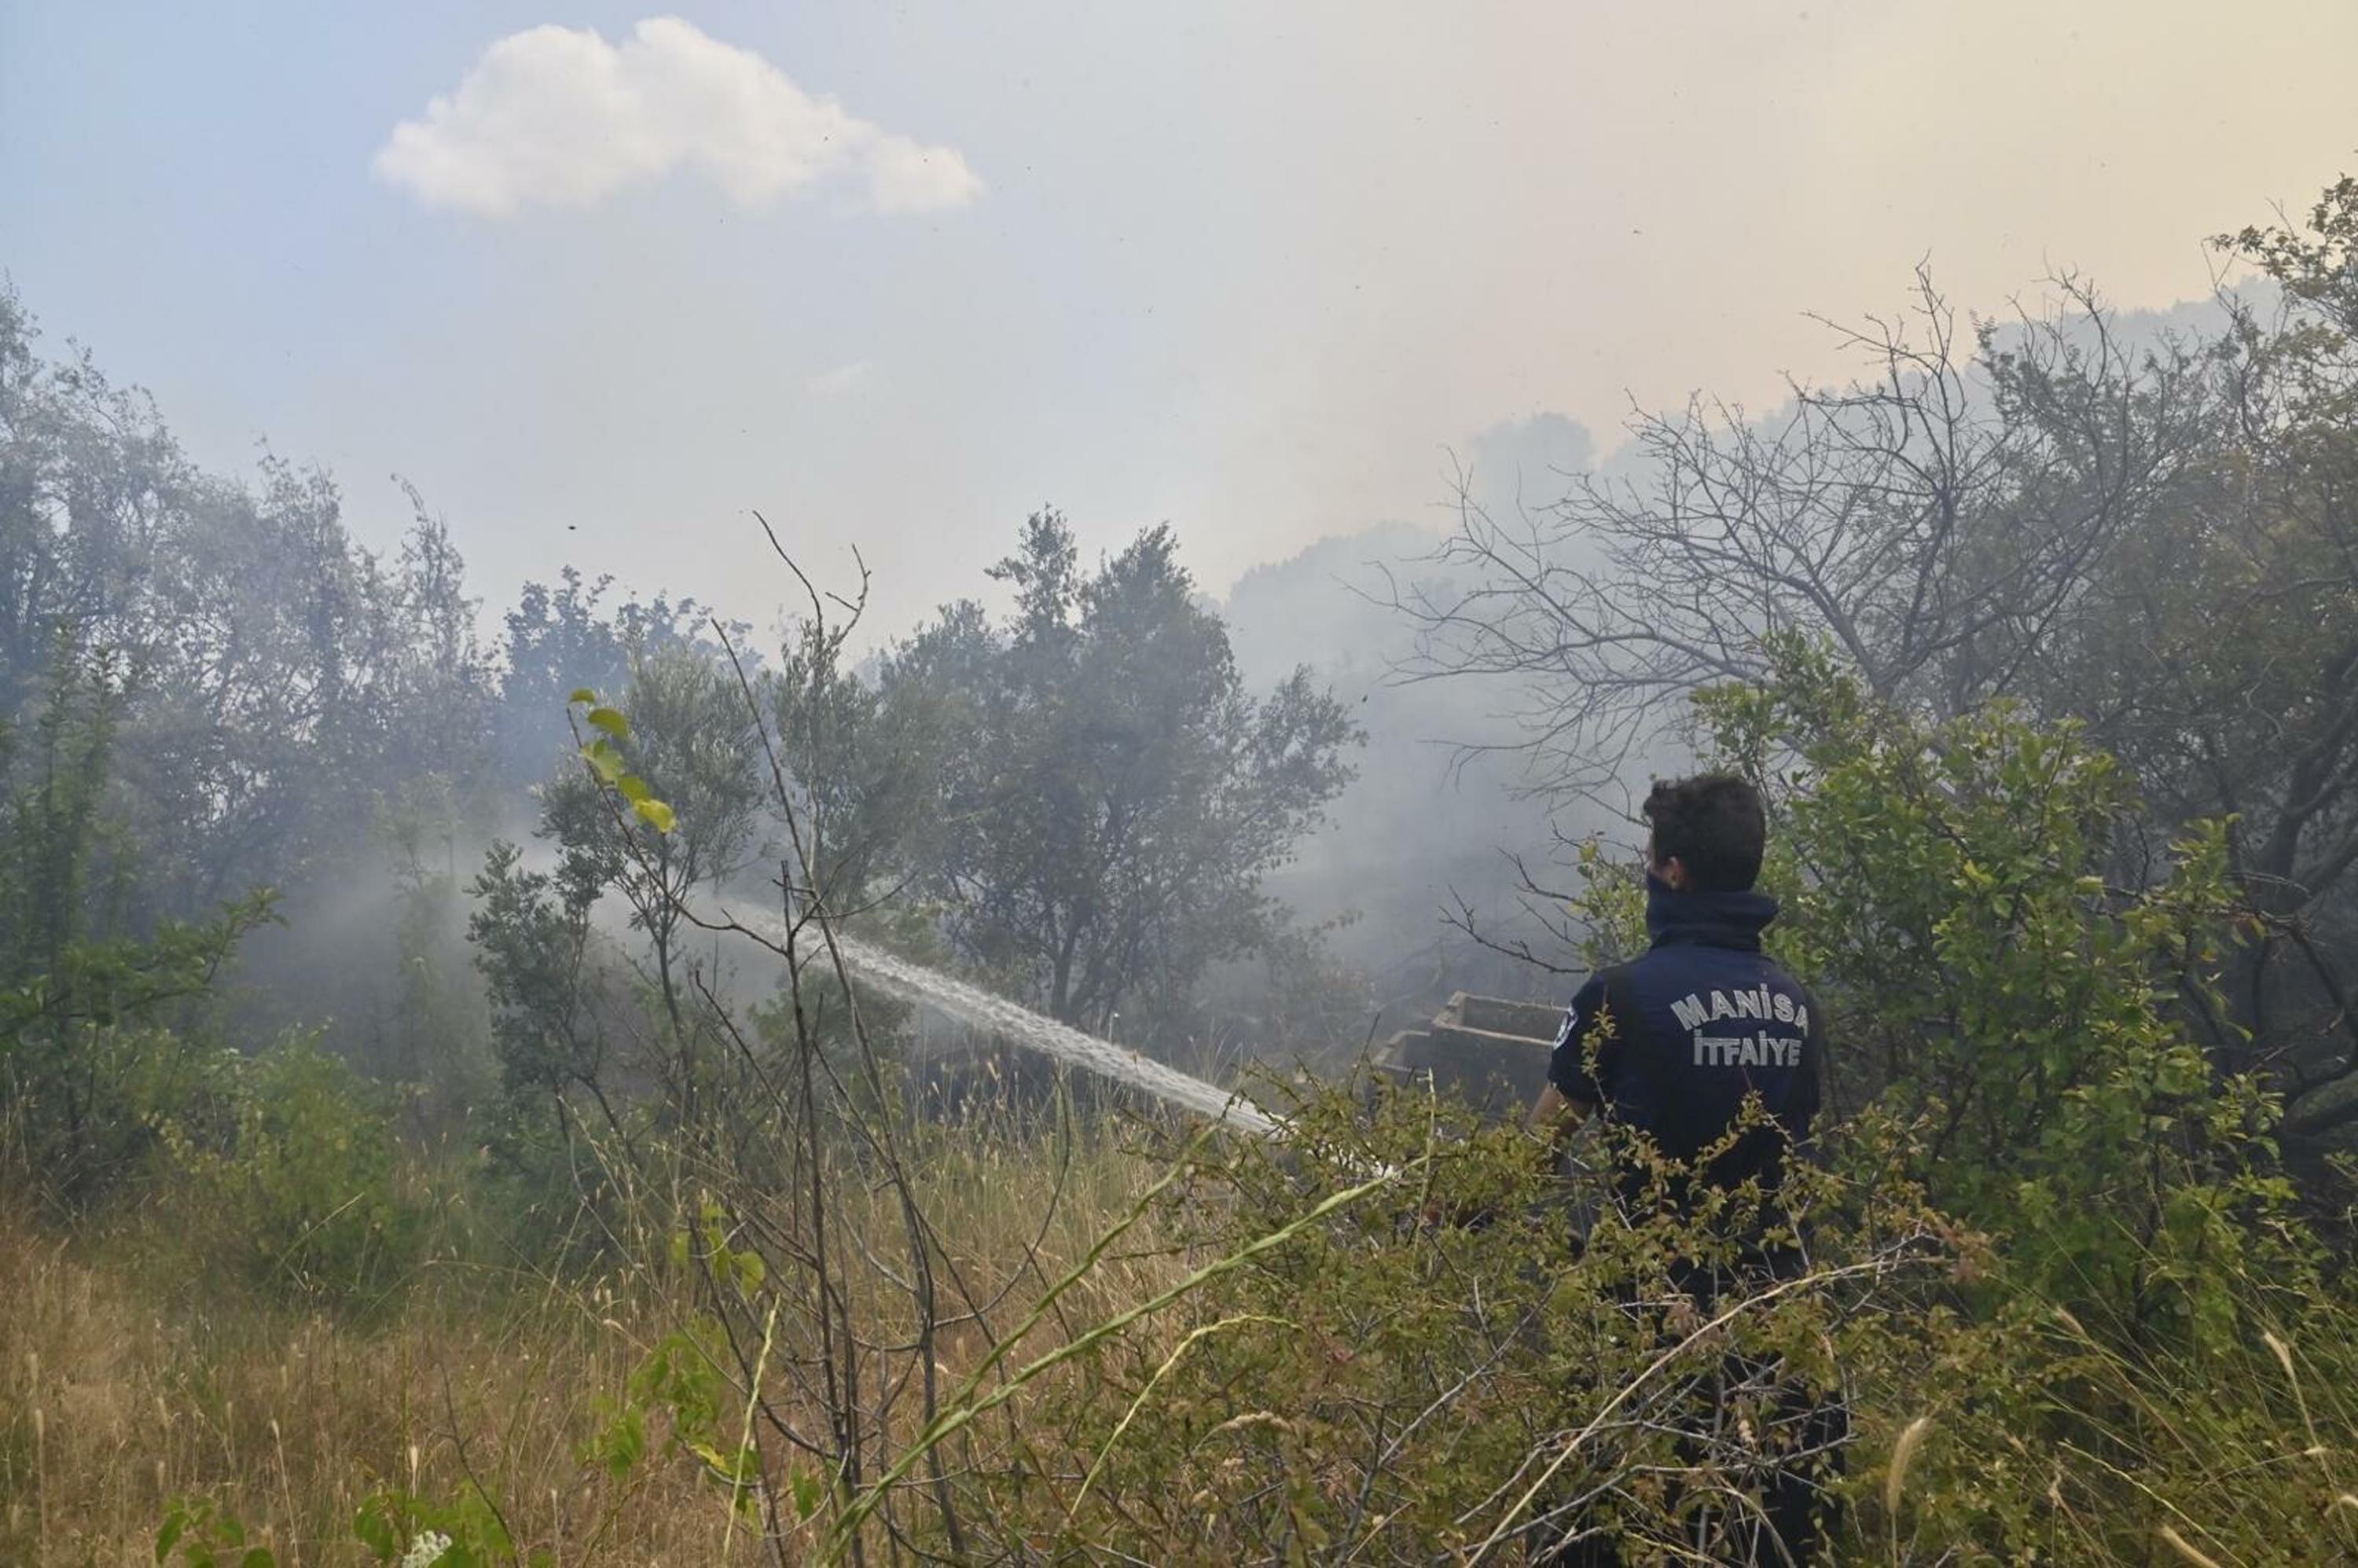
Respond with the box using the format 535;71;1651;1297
721;901;1280;1137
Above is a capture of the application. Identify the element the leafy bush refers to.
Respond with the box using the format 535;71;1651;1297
938;1081;1948;1562
1701;639;2310;1347
159;1034;429;1307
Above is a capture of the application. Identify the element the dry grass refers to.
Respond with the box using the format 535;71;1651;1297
0;1118;1187;1567
0;1203;732;1564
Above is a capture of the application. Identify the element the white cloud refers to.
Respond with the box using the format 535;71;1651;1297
866;135;987;215
374;17;983;217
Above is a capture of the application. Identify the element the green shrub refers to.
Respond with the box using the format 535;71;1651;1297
160;1033;430;1307
1697;640;2312;1350
916;1078;1939;1562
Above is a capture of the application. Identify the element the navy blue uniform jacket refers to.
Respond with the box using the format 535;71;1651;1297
1551;876;1822;1201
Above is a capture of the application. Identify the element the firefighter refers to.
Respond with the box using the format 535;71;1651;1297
1528;773;1838;1564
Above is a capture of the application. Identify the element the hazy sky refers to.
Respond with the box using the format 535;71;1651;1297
4;2;2354;638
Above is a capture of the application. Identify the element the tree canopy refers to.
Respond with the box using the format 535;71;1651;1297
880;512;1360;1040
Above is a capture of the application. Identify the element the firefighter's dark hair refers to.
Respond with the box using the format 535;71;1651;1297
1642;773;1766;893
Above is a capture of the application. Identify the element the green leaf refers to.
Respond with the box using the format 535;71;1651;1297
586;706;630;740
239;1550;276;1568
632;797;677;834
156;1506;191;1562
353;1500;399;1559
582;739;625;784
594;1404;648;1479
791;1466;825;1521
616;774;652;804
568;688;599;705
